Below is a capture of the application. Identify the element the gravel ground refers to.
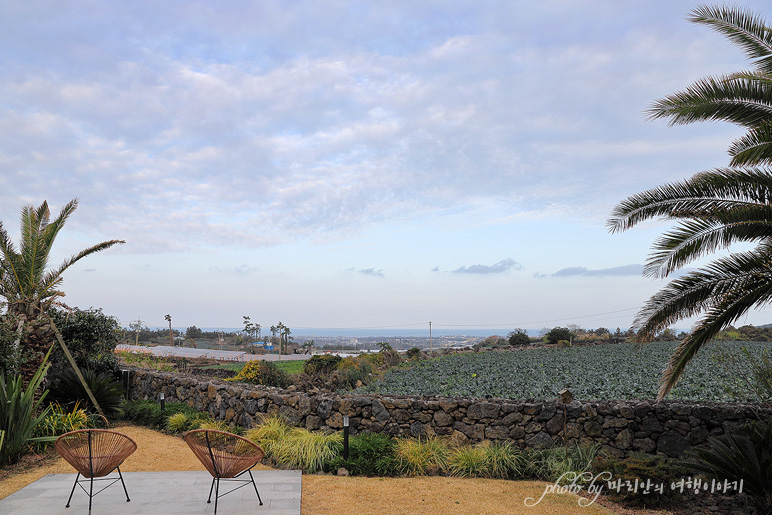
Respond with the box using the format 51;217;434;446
0;423;674;514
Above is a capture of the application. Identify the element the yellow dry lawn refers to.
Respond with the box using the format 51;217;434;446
0;423;616;515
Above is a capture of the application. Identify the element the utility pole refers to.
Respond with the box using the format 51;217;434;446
429;321;432;353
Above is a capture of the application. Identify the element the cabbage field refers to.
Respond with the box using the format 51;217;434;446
360;341;772;402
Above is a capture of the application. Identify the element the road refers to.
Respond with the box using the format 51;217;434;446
116;344;311;362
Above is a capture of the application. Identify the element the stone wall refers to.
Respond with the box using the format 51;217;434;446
126;368;771;458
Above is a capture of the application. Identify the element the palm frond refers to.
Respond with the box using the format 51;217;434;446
644;205;772;277
658;272;772;398
635;246;772;339
608;168;772;233
689;5;772;73
646;75;772;127
729;122;772;166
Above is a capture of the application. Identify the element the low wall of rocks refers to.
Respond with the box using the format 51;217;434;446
126;368;770;458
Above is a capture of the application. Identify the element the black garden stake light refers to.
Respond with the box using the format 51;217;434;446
159;391;165;413
343;415;350;460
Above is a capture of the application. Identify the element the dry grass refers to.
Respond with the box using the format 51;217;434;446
0;422;631;514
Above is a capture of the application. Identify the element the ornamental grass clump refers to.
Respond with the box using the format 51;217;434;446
394;436;449;476
245;415;292;456
269;427;342;473
521;443;600;483
447;445;491;477
484;441;521;479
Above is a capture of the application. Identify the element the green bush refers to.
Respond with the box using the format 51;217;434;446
46;368;124;418
33;402;91;451
335;357;374;389
520;443;599;482
49;308;121;375
329;432;399;476
406;348;421;360
592;452;693;508
689;420;772;513
303;355;342;375
120;399;207;429
227;360;289;388
0;313;32;376
0;359;55;465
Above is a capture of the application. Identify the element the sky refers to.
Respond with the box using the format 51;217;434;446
2;0;771;334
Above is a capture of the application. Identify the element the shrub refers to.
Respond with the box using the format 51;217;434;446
334;357;374;389
520;443;599;483
0;359;55;465
120;399;207;429
546;327;573;345
406;348;421;360
593;453;694;508
508;329;531;347
0;313;32;376
49;307;121;375
381;349;402;368
33;402;90;451
114;349;176;372
303;355;342;375
329;432;399;476
46;368;125;418
688;420;772;513
394;436;449;476
228;360;289;388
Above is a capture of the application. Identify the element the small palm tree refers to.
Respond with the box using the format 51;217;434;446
0;199;124;380
610;6;772;399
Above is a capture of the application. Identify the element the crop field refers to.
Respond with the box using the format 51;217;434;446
360;341;772;402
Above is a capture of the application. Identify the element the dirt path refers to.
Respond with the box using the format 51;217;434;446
0;423;632;514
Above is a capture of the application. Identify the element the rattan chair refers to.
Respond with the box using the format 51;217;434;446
54;429;137;514
183;429;265;514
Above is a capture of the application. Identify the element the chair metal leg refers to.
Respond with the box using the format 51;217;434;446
117;466;130;502
65;472;80;508
248;469;263;506
88;475;94;515
207;477;215;503
214;477;220;515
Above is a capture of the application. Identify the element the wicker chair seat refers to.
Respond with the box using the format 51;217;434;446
55;429;137;478
184;429;265;478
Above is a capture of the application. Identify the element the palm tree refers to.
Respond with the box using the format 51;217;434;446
0;199;124;380
610;6;772;399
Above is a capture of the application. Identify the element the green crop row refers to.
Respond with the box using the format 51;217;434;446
360;341;772;401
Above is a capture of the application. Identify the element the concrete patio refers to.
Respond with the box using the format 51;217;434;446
0;470;301;514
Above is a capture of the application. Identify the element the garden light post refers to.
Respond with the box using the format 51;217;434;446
343;415;350;460
159;391;165;413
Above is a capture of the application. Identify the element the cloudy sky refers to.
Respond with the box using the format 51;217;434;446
2;0;770;333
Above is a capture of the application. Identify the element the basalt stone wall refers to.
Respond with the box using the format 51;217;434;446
126;368;771;458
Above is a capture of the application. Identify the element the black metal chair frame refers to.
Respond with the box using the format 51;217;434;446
64;431;131;514
203;431;263;515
